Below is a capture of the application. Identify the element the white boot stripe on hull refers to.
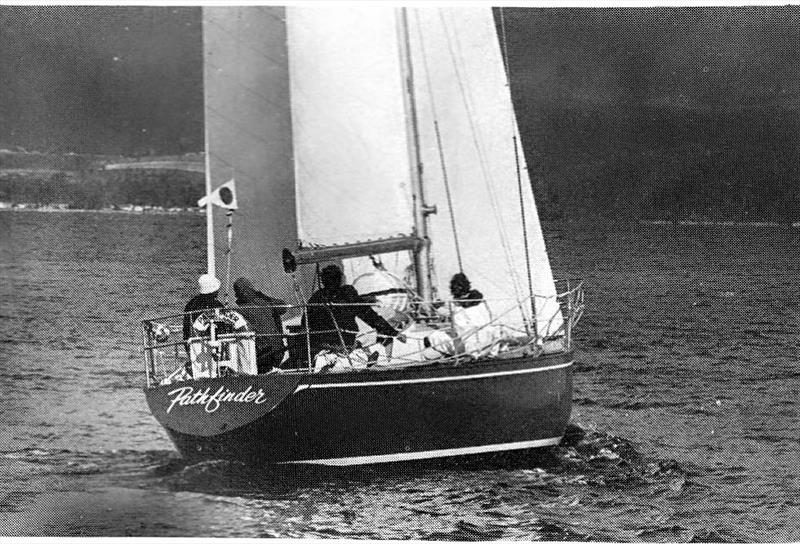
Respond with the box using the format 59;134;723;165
280;437;563;466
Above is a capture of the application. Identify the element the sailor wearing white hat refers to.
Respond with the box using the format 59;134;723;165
198;273;222;295
183;274;225;358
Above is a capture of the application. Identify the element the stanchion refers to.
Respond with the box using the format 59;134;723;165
223;210;234;305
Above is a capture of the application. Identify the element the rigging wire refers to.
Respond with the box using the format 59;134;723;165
223;210;234;305
437;10;526;308
413;10;464;274
512;135;535;337
499;7;536;336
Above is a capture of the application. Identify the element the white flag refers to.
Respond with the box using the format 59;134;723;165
198;179;238;210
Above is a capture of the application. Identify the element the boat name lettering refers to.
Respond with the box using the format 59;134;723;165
166;386;268;414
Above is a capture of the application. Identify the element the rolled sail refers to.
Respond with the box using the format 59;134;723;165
286;8;416;248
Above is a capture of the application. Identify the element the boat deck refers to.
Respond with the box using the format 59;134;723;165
141;280;583;388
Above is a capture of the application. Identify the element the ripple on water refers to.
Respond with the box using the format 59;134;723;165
3;215;799;539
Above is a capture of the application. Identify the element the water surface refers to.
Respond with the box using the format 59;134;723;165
0;211;797;540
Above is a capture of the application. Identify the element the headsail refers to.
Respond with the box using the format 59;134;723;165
407;8;563;337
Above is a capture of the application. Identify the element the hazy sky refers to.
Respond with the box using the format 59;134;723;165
0;6;202;155
0;6;798;156
504;7;800;112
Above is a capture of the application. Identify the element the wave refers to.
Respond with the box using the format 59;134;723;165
552;424;690;492
149;423;691;500
1;447;178;476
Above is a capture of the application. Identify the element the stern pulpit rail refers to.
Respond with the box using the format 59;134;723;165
142;280;583;388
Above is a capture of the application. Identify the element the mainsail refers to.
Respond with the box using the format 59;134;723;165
203;6;563;337
287;8;416;248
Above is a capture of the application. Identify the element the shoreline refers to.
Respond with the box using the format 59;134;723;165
641;219;799;228
0;204;203;216
2;206;798;227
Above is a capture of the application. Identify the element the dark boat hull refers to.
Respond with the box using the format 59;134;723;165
145;351;573;466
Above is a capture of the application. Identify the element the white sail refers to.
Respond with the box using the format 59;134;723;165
204;6;563;338
408;8;563;337
286;8;416;247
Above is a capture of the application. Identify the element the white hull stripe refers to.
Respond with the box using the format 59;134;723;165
294;360;573;391
280;437;563;466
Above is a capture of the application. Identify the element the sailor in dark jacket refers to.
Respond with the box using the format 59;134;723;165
233;277;288;373
306;264;402;356
183;274;225;346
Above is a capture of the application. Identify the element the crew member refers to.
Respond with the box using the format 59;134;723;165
183;274;225;347
233;277;288;373
425;272;497;358
447;272;484;309
306;264;404;356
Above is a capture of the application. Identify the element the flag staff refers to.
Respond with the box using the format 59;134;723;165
198;179;238;292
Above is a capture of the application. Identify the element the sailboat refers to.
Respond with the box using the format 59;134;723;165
142;6;584;466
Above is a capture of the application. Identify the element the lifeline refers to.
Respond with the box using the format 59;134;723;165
166;385;270;414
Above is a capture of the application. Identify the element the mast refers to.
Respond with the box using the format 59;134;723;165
397;7;434;302
202;21;215;279
203;125;215;277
